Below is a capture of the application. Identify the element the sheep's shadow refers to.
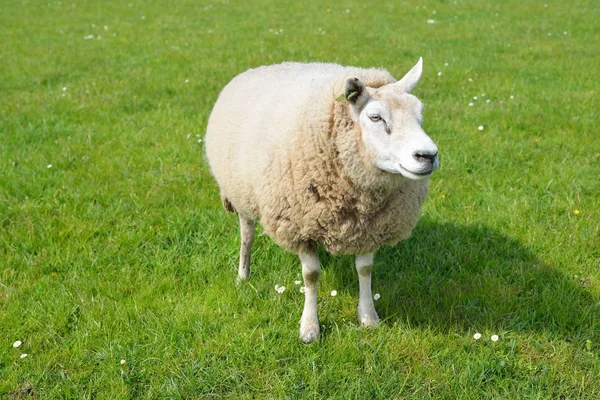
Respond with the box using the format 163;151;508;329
322;217;599;339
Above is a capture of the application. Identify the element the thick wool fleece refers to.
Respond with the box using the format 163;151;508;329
205;62;429;255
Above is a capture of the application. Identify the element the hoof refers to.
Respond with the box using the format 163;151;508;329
359;313;380;327
237;267;250;282
300;322;320;344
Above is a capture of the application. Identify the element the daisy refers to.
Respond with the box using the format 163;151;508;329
275;284;286;294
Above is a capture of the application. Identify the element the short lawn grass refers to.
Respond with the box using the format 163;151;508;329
1;0;599;398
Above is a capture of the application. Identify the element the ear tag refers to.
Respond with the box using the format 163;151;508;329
346;91;358;101
336;92;358;102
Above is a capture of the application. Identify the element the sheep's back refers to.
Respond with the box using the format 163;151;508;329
205;63;347;218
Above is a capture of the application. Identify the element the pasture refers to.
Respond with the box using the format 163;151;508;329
1;0;599;398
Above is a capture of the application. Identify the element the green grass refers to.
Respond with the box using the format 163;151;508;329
1;0;599;398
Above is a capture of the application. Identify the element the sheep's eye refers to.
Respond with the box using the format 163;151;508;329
369;114;382;122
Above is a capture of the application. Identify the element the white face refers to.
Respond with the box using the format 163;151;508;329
346;58;438;180
358;93;439;180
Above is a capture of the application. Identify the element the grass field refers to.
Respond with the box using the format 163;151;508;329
1;0;599;398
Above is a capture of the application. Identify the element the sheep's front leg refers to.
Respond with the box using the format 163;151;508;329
356;253;379;327
299;251;321;343
237;215;255;281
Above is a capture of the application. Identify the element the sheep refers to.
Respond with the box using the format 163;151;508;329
204;58;439;343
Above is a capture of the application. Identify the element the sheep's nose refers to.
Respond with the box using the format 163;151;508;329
413;151;438;165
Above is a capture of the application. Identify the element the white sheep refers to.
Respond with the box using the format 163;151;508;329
205;58;439;343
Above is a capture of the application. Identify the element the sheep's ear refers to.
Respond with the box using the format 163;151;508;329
345;77;369;108
394;57;423;93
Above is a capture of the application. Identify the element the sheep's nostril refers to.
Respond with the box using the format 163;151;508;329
413;151;438;165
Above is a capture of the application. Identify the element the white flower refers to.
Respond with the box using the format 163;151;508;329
478;125;484;131
444;62;448;67
197;139;202;143
13;340;22;348
373;293;381;301
62;87;67;92
185;79;189;83
473;96;478;100
486;99;491;103
468;78;473;82
275;284;286;294
47;164;53;168
563;31;568;35
104;25;108;30
20;353;28;359
473;332;482;340
299;286;306;293
294;280;301;285
468;102;474;107
491;334;499;342
84;34;95;40
510;95;514;99
437;71;442;76
427;19;435;24
330;290;337;297
120;359;126;365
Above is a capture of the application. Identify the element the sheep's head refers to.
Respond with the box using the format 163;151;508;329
345;58;439;180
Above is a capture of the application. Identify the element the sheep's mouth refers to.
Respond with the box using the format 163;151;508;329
397;164;434;180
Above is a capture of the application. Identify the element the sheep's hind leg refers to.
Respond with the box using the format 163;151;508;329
299;250;321;343
237;215;255;281
356;253;379;327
